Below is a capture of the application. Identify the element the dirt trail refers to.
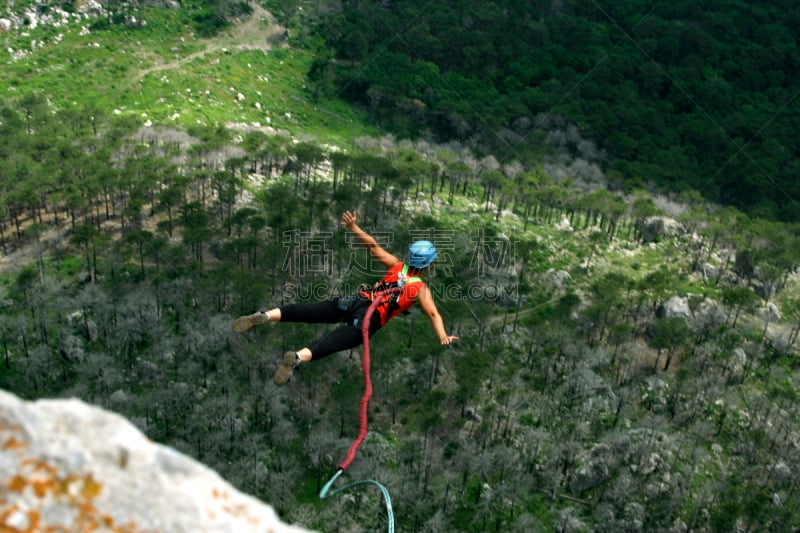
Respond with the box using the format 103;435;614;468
133;4;285;83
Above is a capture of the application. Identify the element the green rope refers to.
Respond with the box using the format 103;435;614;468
320;469;395;533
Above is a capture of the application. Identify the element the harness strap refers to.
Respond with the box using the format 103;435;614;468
401;263;423;285
367;264;422;296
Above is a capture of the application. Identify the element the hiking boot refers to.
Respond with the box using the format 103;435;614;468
232;311;270;333
273;351;299;386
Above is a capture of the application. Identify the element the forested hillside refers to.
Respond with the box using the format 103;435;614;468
2;1;800;532
273;0;800;221
2;94;800;531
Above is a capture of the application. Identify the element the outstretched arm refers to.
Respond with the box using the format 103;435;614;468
341;210;399;268
417;285;459;345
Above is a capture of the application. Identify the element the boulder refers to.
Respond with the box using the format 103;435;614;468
570;444;612;493
108;389;129;406
763;302;781;323
772;462;792;485
542;268;571;291
693;298;726;331
695;262;719;281
657;296;692;321
751;279;778;301
641;216;685;243
0;389;312;533
730;348;748;379
555;216;572;231
136;360;160;379
76;0;106;16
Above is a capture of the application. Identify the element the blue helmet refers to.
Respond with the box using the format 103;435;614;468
408;240;437;269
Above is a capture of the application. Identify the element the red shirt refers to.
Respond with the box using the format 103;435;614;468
361;263;425;326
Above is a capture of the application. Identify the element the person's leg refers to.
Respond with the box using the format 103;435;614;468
278;300;345;324
233;300;344;333
307;325;366;360
273;325;372;385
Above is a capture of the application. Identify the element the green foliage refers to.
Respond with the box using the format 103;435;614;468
297;0;800;221
190;7;229;37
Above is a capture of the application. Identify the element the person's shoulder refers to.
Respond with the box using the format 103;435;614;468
385;261;403;273
408;280;427;297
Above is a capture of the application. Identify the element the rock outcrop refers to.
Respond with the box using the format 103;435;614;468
0;389;312;533
657;296;692;322
640;216;685;243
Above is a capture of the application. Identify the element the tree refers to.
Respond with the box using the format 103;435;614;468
257;134;290;178
289;141;325;193
628;190;662;242
71;223;100;282
158;185;183;238
479;169;505;213
586;272;628;345
240;130;268;173
308;47;338;102
453;348;491;420
212;169;242;225
181;202;211;262
123;229;153;279
585;228;609;269
19;93;48;135
721;286;758;328
0;313;14;370
305;426;339;493
445;160;471;205
641;266;676;315
328;151;351;194
649;317;691;371
784;298;800;346
392;147;436;201
704;206;748;283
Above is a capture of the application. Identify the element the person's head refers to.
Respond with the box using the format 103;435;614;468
407;240;437;270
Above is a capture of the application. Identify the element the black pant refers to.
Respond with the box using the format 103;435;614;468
279;295;380;360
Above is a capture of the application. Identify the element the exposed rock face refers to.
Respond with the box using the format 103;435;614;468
0;389;312;533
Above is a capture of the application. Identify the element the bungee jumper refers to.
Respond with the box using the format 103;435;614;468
234;210;455;532
232;210;459;385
